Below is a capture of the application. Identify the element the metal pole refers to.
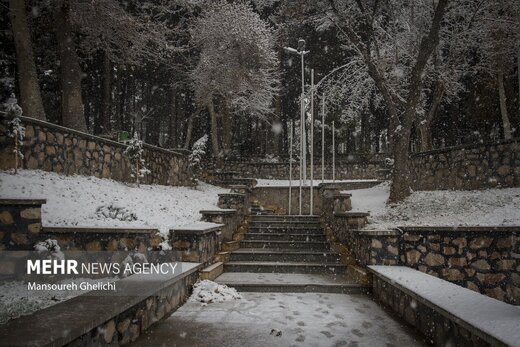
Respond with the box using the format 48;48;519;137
288;120;293;215
299;97;303;215
332;120;336;183
321;94;325;183
310;69;314;215
301;52;306;185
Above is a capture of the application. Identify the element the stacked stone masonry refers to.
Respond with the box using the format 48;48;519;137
0;116;193;186
205;160;385;180
332;225;519;305
410;138;520;190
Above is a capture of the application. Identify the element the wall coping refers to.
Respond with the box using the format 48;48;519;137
218;193;246;198
398;226;520;233
334;212;370;218
358;229;400;237
171;222;224;236
229;185;252;192
6;115;190;157
0;198;47;206
332;193;352;198
200;209;238;216
0;262;201;347
214;160;385;166
42;226;159;234
411;137;520;158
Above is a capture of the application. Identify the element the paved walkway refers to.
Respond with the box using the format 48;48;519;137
132;292;428;347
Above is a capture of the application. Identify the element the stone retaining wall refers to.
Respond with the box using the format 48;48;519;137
410;138;520;190
334;225;520;305
399;227;519;305
205;160;385;180
0;116;193;186
0;199;45;250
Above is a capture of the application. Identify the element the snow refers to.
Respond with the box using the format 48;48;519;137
369;266;520;347
256;179;380;187
0;277;117;325
0;170;227;235
345;182;520;229
134;292;428;346
188;280;242;304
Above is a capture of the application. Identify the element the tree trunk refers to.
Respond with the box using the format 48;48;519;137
168;85;177;148
388;127;412;203
220;105;232;154
207;99;220;157
100;51;112;135
418;123;432;152
183;113;194;149
517;45;520;120
498;68;512;140
55;2;87;132
9;0;46;120
419;82;444;151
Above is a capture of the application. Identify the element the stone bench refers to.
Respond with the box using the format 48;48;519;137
0;262;202;346
368;265;520;347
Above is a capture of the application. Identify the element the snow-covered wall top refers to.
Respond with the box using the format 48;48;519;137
411;138;520;190
0;116;193;186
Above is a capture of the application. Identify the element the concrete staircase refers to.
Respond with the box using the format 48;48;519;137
215;205;369;293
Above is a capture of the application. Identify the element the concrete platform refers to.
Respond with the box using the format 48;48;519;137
131;292;428;347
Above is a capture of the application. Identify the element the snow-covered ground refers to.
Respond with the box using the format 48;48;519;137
133;292;428;346
0;277;117;324
0;170;227;234
347;182;520;229
256;179;379;187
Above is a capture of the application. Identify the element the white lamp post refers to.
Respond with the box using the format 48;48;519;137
284;39;309;215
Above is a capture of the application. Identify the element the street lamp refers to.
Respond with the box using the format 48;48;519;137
284;39;310;215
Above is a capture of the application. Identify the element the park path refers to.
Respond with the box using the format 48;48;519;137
132;205;427;346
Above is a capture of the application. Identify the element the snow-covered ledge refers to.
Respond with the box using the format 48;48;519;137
0;262;202;346
369;266;520;347
200;209;240;242
170;222;224;264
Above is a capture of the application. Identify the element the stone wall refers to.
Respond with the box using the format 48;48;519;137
170;224;221;264
41;226;164;253
410;138;520;190
333;225;520;305
205;160;386;180
399;227;519;305
0;116;193;186
0;199;45;250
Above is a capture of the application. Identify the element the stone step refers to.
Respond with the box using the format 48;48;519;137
239;240;329;250
251;215;320;221
215;273;368;294
251;221;321;227
248;226;322;233
229;249;341;262
243;233;326;242
224;261;347;274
